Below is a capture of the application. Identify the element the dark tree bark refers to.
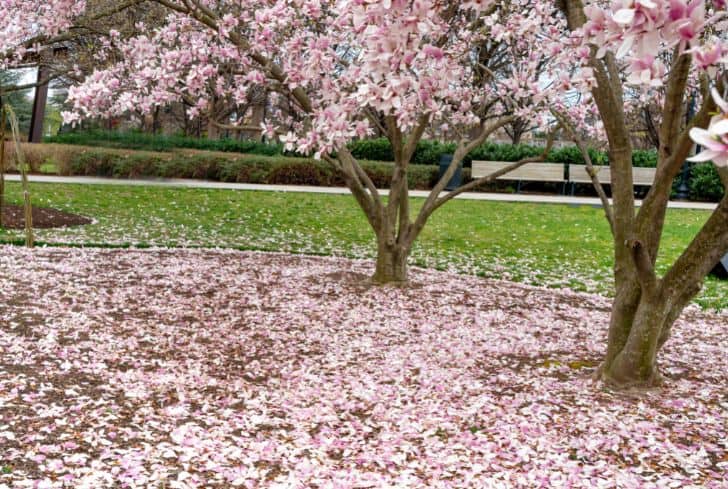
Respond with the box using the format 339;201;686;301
505;117;530;145
642;106;661;149
372;236;409;284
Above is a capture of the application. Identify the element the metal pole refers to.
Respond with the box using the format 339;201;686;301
674;92;696;200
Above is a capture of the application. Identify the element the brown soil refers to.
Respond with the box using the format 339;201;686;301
0;204;92;229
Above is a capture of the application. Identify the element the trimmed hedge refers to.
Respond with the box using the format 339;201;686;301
48;130;283;156
62;147;722;201
60;147;440;190
349;138;657;168
48;130;658;168
18;141;723;201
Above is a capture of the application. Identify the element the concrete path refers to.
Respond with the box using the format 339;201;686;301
5;174;718;210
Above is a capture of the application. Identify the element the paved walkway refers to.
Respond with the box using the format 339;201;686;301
6;174;718;210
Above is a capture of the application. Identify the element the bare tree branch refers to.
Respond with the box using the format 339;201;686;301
552;109;615;234
427;125;560;215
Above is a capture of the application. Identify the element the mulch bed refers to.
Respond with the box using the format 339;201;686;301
0;204;92;229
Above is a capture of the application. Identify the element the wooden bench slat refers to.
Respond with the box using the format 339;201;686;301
568;165;611;184
568;164;656;186
472;161;566;182
632;167;657;186
471;161;657;188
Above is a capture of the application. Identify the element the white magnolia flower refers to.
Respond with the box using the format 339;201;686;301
688;88;728;167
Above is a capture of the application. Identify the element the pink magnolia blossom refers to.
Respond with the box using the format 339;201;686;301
582;0;728;87
63;1;590;154
0;0;86;69
691;40;728;76
689;89;728;167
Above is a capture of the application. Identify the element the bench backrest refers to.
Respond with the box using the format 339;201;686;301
568;165;611;184
568;165;656;186
632;167;657;186
471;161;566;182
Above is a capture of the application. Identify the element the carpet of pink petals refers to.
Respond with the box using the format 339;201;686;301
0;246;726;489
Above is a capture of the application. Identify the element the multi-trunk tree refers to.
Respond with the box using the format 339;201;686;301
557;0;728;388
64;0;587;284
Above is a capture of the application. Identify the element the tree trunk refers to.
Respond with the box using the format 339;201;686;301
602;279;641;365
152;107;161;134
371;235;409;284
557;0;728;391
248;103;265;142
600;292;672;387
207;118;221;140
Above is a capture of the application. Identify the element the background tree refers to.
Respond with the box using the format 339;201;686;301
0;71;34;135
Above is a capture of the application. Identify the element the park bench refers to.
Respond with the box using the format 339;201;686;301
568;164;656;195
471;160;658;196
471;161;567;193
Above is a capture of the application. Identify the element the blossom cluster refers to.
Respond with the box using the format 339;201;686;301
689;88;728;166
581;0;728;86
0;0;86;69
63;0;589;156
580;0;728;165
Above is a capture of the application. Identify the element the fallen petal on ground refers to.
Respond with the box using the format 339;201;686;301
0;247;725;488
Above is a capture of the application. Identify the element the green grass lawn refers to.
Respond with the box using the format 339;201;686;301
1;181;724;309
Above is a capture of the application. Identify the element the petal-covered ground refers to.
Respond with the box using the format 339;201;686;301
0;246;726;489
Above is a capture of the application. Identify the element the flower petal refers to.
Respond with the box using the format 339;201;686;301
713;154;728;167
616;36;634;58
711;87;728;114
613;8;636;25
687;149;720;162
689;127;716;147
709;119;728;136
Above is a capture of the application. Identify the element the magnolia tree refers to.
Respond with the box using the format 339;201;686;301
63;0;593;284
555;0;728;388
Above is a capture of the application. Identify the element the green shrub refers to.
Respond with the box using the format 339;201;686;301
348;138;395;162
32;135;724;200
631;149;658;168
350;138;617;167
70;151;117;177
112;155;164;178
59;146;436;190
47;130;283;156
11;141;722;200
689;163;724;201
266;162;330;186
412;140;457;166
49;130;663;171
407;165;439;189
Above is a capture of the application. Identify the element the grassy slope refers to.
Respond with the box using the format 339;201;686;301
1;181;724;309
